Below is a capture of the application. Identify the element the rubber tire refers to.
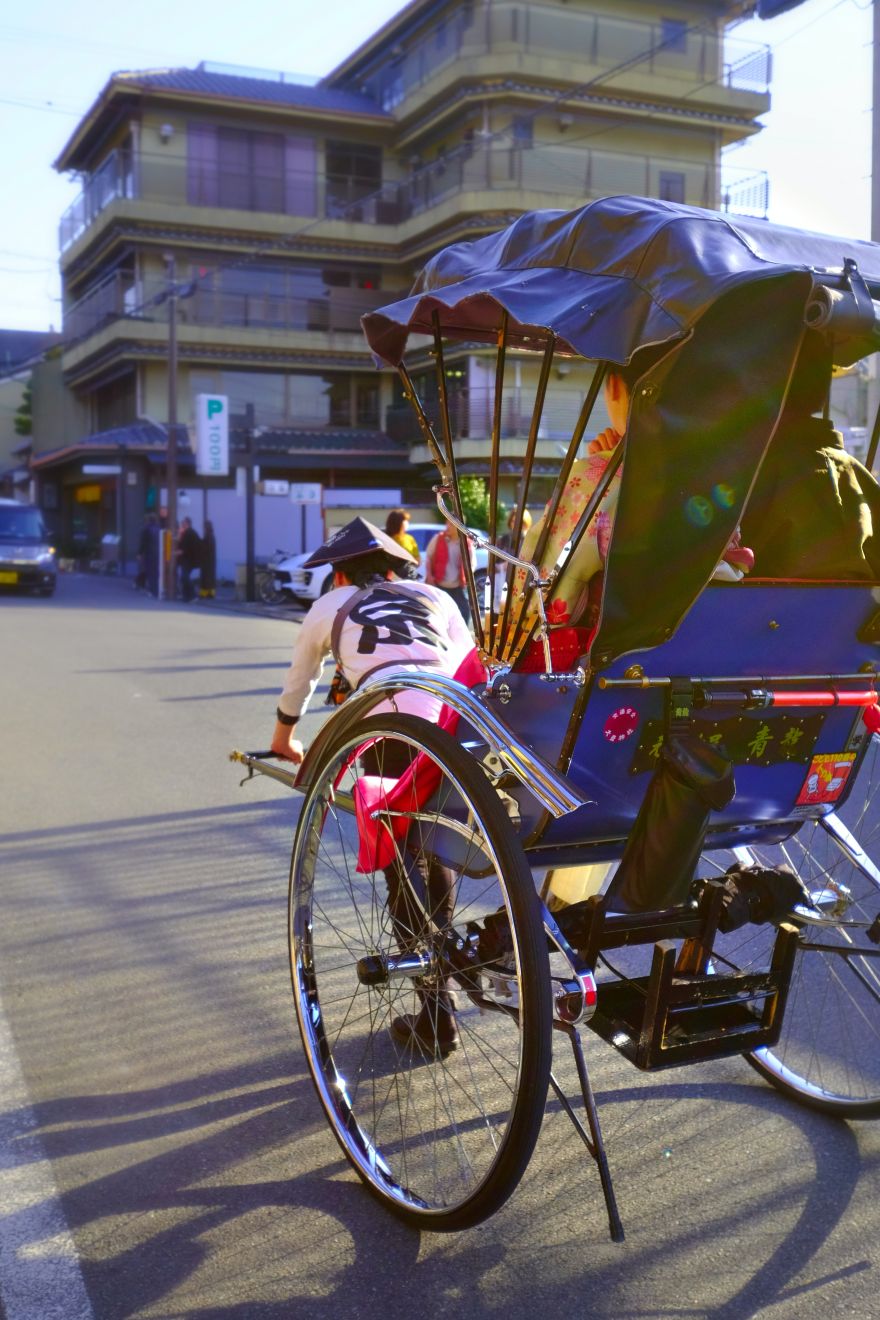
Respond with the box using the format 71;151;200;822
257;573;284;605
743;806;880;1118
289;712;553;1229
701;738;880;1118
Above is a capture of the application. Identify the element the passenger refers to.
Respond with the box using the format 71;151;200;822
494;507;532;598
515;366;629;624
513;352;752;633
742;331;880;581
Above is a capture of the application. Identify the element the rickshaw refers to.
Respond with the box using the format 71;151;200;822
232;195;880;1240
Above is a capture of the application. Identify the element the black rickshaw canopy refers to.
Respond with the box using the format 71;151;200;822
361;196;880;668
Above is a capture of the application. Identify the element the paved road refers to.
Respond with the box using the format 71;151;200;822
1;572;879;1320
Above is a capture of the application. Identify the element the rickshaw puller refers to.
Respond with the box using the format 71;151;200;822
270;517;473;1058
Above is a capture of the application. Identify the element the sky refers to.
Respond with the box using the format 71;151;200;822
0;0;873;333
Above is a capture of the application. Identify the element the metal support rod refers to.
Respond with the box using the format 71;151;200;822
499;335;556;654
164;251;178;600
554;1026;625;1242
504;362;608;666
487;312;508;653
867;392;880;475
229;749;302;792
505;438;625;668
531;362;608;573
598;671;876;690
245;402;256;604
434;486;551;665
398;363;449;474
117;453;127;577
430;316;483;644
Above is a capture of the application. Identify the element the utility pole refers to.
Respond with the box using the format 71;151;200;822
164;251;179;597
245;402;256;603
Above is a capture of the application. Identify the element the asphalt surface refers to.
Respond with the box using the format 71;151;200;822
1;571;879;1320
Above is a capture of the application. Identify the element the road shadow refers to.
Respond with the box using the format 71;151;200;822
1;1042;874;1320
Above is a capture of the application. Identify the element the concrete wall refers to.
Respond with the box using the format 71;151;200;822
185;488;323;581
31;356;89;455
0;375;27;474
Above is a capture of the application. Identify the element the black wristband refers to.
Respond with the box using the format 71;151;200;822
275;707;298;727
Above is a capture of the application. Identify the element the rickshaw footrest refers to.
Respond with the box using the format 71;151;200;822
587;923;799;1070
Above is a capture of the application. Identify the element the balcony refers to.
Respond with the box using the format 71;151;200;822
59;151;136;251
62;270;401;348
386;386;606;449
350;2;771;112
59;140;768;256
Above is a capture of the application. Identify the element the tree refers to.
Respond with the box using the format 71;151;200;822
14;380;32;436
458;476;490;529
458;476;505;533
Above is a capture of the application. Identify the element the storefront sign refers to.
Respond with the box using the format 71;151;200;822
289;483;322;504
195;394;229;476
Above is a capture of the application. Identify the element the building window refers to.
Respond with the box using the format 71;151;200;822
92;371;136;432
659;171;686;204
512;116;533;147
216;128;284;212
187;124;317;216
356;381;380;427
188;368;381;430
191;262;381;332
325;142;382;219
661;19;689;54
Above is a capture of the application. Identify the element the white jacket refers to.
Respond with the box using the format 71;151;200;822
278;579;473;725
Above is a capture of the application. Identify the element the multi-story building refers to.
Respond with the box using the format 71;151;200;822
35;0;769;569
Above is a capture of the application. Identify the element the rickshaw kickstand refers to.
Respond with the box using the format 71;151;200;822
549;1024;625;1243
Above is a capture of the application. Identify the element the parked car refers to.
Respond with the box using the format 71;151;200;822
0;499;56;596
272;522;488;605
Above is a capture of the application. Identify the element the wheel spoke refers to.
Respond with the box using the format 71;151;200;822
708;735;880;1113
288;715;551;1225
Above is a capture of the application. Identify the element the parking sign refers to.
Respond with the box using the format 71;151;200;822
195;394;229;476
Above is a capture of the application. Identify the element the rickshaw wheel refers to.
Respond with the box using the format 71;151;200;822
704;735;880;1117
288;713;553;1229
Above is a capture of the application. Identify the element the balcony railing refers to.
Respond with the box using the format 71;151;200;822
386;387;608;448
350;1;771;111
59;151;136;251
62;270;402;346
60;140;768;253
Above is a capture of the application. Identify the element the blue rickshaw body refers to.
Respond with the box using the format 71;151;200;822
487;583;880;862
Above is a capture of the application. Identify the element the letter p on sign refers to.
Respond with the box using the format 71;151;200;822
196;393;229;476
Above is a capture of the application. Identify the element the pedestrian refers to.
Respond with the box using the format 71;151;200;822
385;507;420;579
423;521;476;624
270;516;473;1057
177;517;201;602
144;516;161;597
135;515;154;591
199;520;217;598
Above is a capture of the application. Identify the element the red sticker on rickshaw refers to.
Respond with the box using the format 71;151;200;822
796;753;856;806
604;706;639;743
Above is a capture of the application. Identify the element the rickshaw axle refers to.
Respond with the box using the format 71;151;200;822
356;950;436;985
